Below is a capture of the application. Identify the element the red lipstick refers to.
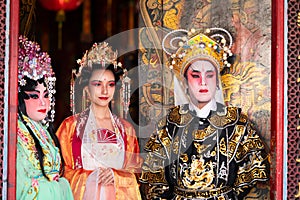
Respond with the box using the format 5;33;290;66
99;97;109;100
199;89;208;93
38;109;47;113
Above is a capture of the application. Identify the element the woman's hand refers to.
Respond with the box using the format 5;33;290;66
83;168;115;199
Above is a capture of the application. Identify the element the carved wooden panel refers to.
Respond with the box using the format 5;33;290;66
0;0;6;198
287;1;300;199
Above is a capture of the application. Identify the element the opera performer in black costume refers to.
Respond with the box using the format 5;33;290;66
140;28;270;200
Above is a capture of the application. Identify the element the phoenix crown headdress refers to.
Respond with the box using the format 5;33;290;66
71;42;130;118
76;42;123;77
18;35;56;122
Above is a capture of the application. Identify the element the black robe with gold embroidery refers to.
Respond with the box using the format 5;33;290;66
140;104;269;200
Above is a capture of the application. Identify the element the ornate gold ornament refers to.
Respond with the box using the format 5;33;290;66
162;28;233;79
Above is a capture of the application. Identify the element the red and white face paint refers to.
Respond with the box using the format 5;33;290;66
24;83;50;122
186;60;217;109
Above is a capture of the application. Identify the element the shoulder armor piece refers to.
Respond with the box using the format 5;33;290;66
167;105;193;126
209;107;245;128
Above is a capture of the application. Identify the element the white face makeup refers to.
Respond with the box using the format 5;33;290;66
24;83;50;122
186;60;217;109
87;69;116;108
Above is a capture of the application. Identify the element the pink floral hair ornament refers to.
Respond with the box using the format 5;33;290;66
18;35;56;122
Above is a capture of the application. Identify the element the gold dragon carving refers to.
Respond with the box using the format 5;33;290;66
139;0;271;144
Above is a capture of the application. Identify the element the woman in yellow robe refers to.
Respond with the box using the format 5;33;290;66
56;42;142;200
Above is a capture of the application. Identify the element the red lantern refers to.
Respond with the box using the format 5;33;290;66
38;0;84;49
38;0;83;11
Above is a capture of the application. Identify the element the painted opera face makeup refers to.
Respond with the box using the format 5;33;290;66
24;83;50;122
87;69;116;107
186;60;217;109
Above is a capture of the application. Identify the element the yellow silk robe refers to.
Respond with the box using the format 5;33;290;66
57;112;142;200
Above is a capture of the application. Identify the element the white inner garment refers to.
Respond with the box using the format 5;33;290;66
81;108;125;170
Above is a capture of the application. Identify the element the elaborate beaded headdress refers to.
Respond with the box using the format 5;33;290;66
71;42;130;118
162;27;233;79
162;28;233;106
18;35;56;122
76;42;122;76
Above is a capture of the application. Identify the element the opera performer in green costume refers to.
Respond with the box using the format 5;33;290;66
16;35;73;200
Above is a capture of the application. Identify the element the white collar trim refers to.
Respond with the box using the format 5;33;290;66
189;99;217;118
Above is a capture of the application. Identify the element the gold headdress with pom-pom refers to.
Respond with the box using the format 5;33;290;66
162;27;233;78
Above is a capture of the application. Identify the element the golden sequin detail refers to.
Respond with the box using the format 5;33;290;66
209;107;239;127
192;125;216;141
173;136;180;154
182;157;214;189
168;106;193;126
